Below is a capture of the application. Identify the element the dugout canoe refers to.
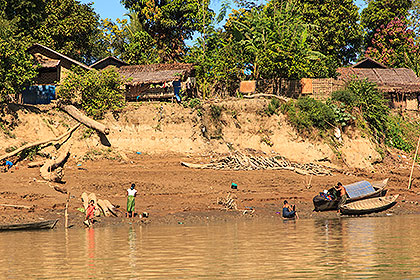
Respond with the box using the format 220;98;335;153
0;219;58;231
339;194;399;216
313;178;389;212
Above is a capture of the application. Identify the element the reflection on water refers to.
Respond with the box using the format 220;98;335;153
1;215;420;279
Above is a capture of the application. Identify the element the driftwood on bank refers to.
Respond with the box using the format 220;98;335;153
40;145;70;182
243;94;289;103
28;161;45;168
0;203;32;209
0;123;80;162
182;152;332;176
60;104;110;135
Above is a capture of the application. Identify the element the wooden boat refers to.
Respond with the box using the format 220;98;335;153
0;219;58;231
313;178;389;212
339;194;399;215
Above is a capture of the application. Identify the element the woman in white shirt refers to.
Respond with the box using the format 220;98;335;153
127;183;137;217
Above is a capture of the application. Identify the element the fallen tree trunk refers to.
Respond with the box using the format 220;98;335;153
40;145;70;182
60;105;110;135
243;93;289;103
0;123;80;162
28;161;45;168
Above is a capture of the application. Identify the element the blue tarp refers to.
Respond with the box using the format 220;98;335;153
173;81;181;102
344;181;375;198
22;85;56;105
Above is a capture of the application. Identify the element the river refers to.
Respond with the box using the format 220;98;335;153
1;215;420;279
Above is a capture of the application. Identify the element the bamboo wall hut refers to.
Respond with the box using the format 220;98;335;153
337;58;420;110
118;63;196;101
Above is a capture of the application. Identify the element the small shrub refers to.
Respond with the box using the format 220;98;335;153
281;97;335;132
58;67;126;120
210;104;222;120
385;115;414;152
186;98;202;109
265;98;281;116
331;89;356;107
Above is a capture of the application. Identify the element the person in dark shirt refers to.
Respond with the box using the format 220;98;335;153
282;200;298;219
335;182;347;207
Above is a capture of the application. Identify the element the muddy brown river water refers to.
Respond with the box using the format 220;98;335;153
1;215;420;279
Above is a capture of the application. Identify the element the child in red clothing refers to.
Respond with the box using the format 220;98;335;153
85;200;95;227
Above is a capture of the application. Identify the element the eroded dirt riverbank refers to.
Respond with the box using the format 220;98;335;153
1;154;420;229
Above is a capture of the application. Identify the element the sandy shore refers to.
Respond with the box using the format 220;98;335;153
1;154;420;229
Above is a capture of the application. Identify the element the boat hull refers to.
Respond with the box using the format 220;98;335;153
0;219;58;231
339;195;399;216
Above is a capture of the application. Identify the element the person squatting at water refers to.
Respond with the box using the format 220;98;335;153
126;183;137;217
335;182;347;208
283;200;299;219
85;200;96;227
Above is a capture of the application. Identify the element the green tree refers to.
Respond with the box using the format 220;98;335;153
0;0;47;37
0;0;105;64
0;16;37;102
101;11;161;64
121;0;215;62
298;0;362;66
229;0;324;80
361;0;412;46
57;67;126;119
33;0;105;64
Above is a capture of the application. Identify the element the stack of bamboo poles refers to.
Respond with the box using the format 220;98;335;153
181;152;332;176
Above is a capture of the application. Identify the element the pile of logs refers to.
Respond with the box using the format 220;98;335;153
182;152;332;176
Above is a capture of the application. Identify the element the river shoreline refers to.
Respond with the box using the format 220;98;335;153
1;154;420;229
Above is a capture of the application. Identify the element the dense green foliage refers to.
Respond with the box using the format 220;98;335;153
58;67;126;119
341;79;390;138
187;0;326;96
281;97;336;132
0;17;37;101
120;0;214;62
280;79;417;152
0;0;105;64
299;0;363;67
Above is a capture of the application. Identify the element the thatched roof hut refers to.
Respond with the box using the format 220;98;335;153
337;58;420;109
337;58;420;94
119;63;194;86
119;63;195;101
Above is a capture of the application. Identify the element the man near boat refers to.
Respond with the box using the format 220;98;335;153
282;200;298;219
126;183;137;217
335;182;347;207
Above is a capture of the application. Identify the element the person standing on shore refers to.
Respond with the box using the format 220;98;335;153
85;200;96;227
127;183;137;218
